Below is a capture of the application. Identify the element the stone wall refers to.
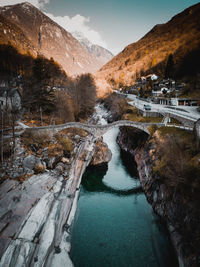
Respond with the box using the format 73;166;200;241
166;113;195;127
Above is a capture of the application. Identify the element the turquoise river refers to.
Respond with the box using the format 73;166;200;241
70;124;178;267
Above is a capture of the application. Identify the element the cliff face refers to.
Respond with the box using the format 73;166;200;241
0;2;105;75
117;127;200;267
0;14;36;55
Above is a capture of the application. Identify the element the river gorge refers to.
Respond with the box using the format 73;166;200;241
0;104;197;267
70;106;178;267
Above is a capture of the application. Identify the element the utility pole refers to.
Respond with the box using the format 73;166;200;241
1;103;3;166
137;88;140;116
175;90;178;111
40;106;43;126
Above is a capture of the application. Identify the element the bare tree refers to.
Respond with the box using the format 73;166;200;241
74;73;97;119
56;91;75;123
40;106;43;126
9;96;20;159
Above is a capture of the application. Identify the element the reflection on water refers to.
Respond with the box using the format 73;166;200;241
70;123;178;267
82;164;143;196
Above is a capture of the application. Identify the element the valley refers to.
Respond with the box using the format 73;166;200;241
0;1;200;267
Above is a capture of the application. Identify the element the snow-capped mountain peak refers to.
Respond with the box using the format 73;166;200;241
72;31;113;65
72;31;93;49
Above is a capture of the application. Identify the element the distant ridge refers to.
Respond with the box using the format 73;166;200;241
96;2;200;90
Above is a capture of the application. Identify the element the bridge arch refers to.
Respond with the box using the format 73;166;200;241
26;120;165;137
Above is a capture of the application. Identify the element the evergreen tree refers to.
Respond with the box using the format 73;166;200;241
165;54;174;78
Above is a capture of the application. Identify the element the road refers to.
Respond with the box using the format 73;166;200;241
116;92;200;121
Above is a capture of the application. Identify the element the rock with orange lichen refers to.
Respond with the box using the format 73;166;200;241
90;139;112;166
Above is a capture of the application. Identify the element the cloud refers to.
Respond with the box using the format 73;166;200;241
46;12;107;48
0;0;49;9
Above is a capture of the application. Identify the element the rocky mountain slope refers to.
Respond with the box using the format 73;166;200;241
72;31;113;66
0;2;108;75
0;13;36;56
96;3;200;88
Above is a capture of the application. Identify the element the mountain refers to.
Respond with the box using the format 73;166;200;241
96;3;200;89
0;13;36;56
72;31;113;66
0;2;106;76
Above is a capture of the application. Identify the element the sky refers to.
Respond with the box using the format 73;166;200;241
0;0;200;54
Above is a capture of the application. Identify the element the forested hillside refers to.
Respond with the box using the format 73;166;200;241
96;2;200;94
0;44;97;124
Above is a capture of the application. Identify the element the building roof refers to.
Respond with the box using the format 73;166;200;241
178;98;200;101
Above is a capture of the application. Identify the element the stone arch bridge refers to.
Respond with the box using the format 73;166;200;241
26;120;165;137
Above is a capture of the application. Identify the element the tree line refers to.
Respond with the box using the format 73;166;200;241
0;44;97;163
0;44;97;123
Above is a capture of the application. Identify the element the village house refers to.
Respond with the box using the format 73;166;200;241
170;97;199;106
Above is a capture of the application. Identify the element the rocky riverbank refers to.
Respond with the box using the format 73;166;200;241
117;127;200;267
0;105;112;266
90;138;112;165
0;132;112;266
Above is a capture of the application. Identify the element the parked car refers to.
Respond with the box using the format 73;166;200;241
144;104;151;110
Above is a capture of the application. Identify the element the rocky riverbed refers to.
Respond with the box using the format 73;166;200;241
0;105;112;266
117;127;200;267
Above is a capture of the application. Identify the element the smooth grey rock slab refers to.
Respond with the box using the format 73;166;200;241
0;174;58;259
0;239;36;267
0;136;95;266
18;192;54;241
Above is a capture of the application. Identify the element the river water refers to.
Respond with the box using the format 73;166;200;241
70;106;177;267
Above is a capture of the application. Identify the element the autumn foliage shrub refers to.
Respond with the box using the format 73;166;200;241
103;93;128;120
55;134;72;152
22;130;51;149
152;129;200;197
34;163;46;174
148;125;158;136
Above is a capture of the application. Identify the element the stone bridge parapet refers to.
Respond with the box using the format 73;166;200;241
26;120;165;137
164;113;196;128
